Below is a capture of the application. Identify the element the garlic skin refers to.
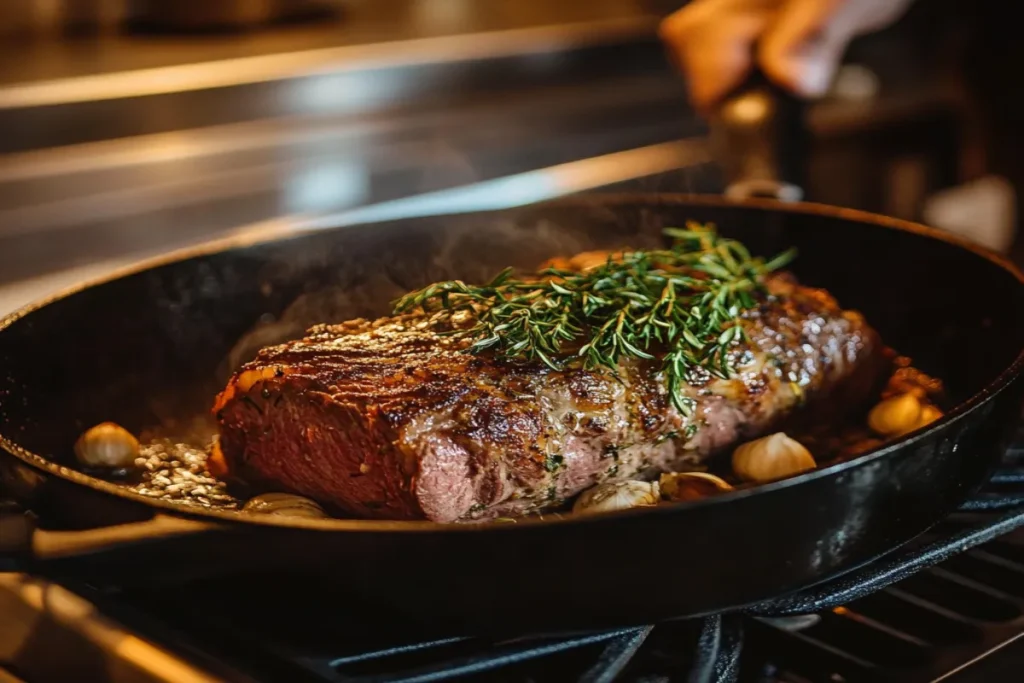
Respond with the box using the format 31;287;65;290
660;472;733;502
868;393;923;436
732;433;816;483
573;480;660;515
243;492;328;518
75;422;140;468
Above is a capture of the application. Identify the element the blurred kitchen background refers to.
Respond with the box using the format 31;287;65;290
0;0;1020;314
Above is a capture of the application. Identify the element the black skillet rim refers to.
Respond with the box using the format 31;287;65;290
1;194;1022;533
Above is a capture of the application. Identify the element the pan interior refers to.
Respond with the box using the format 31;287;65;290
1;197;1022;508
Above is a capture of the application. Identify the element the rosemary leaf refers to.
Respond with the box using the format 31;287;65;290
392;223;793;414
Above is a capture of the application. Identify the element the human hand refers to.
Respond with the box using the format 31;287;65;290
659;0;915;111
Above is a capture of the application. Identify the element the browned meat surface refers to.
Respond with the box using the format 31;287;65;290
212;273;885;522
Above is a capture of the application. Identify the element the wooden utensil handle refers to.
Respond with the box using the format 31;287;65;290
709;70;809;202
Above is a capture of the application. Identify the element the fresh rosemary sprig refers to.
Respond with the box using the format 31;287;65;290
393;222;795;415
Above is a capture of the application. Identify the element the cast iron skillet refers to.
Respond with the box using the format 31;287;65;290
0;78;1022;635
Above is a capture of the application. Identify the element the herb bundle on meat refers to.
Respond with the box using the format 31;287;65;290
394;223;796;415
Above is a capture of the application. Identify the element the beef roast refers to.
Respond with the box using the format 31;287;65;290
212;273;885;522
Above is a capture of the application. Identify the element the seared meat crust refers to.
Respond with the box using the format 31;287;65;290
213;273;884;522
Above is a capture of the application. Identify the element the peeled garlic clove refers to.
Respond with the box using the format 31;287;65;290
732;432;816;483
573;480;660;515
75;422;140;468
243;492;327;518
868;393;922;436
660;472;733;502
897;404;943;436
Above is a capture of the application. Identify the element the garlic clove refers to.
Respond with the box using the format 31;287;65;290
660;472;734;502
868;393;923;436
573;480;660;515
917;404;943;425
75;422;140;468
903;404;943;435
732;432;816;483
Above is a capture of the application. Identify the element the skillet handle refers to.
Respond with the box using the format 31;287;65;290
0;511;218;568
708;70;809;202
